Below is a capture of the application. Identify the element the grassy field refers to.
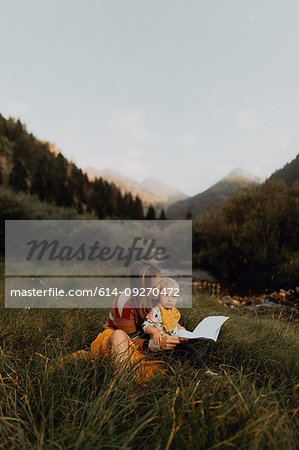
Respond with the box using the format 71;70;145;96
0;264;298;449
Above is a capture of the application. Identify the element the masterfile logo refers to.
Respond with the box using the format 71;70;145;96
5;220;192;308
25;237;170;267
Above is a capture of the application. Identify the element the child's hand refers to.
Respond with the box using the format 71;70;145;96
153;330;162;345
178;324;187;343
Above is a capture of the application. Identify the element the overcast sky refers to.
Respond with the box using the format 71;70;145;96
1;0;298;196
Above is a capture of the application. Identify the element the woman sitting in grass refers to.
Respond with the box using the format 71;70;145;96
90;262;218;380
90;261;180;381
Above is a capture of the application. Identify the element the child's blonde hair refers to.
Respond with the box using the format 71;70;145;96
160;277;179;291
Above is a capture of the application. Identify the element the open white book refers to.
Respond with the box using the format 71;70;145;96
178;316;229;342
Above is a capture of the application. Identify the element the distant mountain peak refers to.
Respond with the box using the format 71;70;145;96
226;168;261;183
167;168;259;219
84;167;188;206
140;178;187;200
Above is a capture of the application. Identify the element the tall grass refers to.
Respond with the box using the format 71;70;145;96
0;262;298;449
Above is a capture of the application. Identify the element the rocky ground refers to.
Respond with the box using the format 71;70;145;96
219;288;299;321
193;282;299;321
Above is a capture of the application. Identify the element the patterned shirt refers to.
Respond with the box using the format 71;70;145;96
142;304;179;337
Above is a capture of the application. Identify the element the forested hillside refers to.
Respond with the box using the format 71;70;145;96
0;115;144;219
167;171;258;219
193;179;299;289
268;153;299;186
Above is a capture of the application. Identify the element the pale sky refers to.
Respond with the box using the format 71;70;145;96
1;0;298;196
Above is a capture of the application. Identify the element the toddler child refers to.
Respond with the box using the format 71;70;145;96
142;277;218;376
142;277;184;345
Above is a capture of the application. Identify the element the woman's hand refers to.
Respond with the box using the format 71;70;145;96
159;335;180;350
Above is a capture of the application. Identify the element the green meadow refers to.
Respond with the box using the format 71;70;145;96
0;261;298;449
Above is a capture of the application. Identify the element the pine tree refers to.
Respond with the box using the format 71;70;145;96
116;191;125;217
159;208;166;220
146;205;156;220
9;157;28;192
134;196;144;219
51;153;74;207
127;192;135;218
30;157;48;201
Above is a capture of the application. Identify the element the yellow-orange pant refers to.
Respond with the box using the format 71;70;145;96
63;329;163;383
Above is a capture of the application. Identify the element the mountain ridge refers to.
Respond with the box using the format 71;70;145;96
268;153;299;187
166;170;259;219
85;167;188;207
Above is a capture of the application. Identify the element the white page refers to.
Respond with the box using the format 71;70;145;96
178;316;229;341
177;329;196;339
